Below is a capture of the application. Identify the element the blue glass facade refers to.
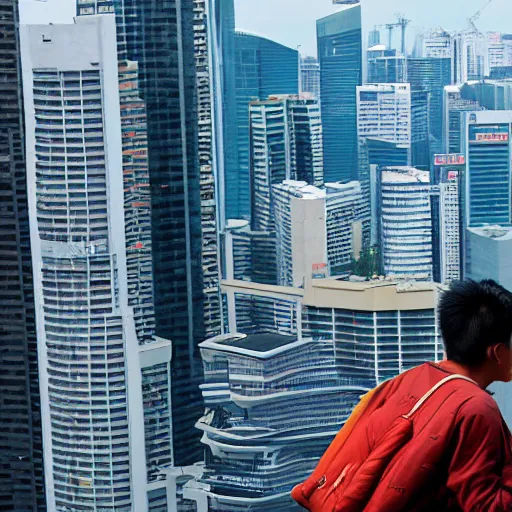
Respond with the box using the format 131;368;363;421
466;123;511;227
209;0;239;227
411;90;431;170
366;138;409;167
317;5;363;183
407;58;452;156
233;32;299;219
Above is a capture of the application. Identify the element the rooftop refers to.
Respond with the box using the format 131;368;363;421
221;278;443;312
381;167;430;184
468;225;512;240
218;333;296;352
199;333;310;359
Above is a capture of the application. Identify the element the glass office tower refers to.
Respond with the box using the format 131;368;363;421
462;111;512;228
407;57;452;155
77;0;207;466
234;32;299;219
317;4;363;182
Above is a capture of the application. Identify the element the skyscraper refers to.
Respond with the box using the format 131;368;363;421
357;83;411;151
272;180;364;286
443;85;484;154
300;55;321;99
452;31;488;83
438;170;462;284
0;1;44;509
249;95;324;232
378;167;435;281
317;4;363;182
77;0;207;466
207;0;239;228
407;57;452;155
234;32;299;219
488;32;506;70
420;28;452;59
411;90;431;170
21;16;173;511
462;110;512;229
194;0;222;339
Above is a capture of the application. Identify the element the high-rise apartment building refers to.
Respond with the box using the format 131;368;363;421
438;169;462;284
77;0;208;466
301;55;320;99
194;0;222;339
0;1;45;510
272;180;364;287
407;58;452;155
461;110;512;228
234;32;299;219
357;83;411;150
183;278;443;510
317;4;363;182
443;85;484;154
378;167;435;281
21;17;174;511
249;95;324;232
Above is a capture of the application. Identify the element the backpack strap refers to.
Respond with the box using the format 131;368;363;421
403;374;479;420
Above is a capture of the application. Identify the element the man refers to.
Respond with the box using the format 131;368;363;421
292;280;512;511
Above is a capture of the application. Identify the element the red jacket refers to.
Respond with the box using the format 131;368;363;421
293;363;512;511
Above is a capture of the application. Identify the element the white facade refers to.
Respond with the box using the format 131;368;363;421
439;174;461;284
272;180;364;287
453;31;488;82
488;32;506;69
21;16;172;512
379;167;434;281
422;28;452;59
357;83;411;148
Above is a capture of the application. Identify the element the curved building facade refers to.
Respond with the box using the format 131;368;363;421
378;167;434;280
186;333;364;511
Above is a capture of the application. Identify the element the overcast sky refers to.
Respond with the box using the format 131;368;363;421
20;0;512;56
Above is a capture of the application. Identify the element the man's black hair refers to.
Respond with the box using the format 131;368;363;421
439;280;512;367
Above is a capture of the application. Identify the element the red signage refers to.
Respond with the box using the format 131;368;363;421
434;154;466;166
312;263;329;279
475;133;509;142
447;171;459;181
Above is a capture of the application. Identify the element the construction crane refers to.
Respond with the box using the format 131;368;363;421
467;0;494;32
374;14;411;55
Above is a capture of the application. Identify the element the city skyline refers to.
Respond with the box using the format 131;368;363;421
20;0;512;56
5;0;512;509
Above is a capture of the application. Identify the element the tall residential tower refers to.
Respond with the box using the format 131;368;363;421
21;16;173;511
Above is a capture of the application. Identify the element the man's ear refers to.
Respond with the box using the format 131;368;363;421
489;343;506;365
